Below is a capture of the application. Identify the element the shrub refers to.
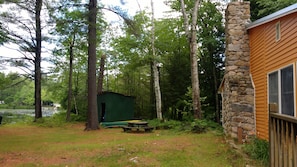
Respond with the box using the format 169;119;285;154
147;119;183;130
33;112;83;128
147;119;223;134
191;119;208;133
243;137;269;165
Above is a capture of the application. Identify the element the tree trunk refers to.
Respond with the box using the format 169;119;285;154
212;61;220;123
34;0;42;121
150;62;155;119
85;0;99;130
190;35;201;119
97;55;106;94
180;0;201;119
66;35;75;122
151;0;162;120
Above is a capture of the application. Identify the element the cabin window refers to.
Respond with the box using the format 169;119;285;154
268;65;294;116
269;72;278;105
276;22;281;41
281;66;294;116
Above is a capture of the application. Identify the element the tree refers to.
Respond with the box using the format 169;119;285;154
85;0;99;130
0;0;46;121
35;0;43;120
0;0;8;45
150;0;162;120
97;55;106;94
197;1;224;122
0;73;34;107
180;0;201;119
110;11;154;118
249;0;297;21
66;34;75;121
154;18;191;119
49;0;107;121
50;0;86;121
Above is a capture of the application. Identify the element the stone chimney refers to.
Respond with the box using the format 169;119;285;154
221;1;255;142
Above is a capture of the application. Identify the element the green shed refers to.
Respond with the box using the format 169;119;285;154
97;92;135;123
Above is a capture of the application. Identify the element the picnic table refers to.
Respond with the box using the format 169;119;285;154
122;121;154;132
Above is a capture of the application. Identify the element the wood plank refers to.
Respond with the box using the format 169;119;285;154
289;123;293;167
292;124;297;166
269;111;297;165
274;118;279;166
284;121;288;167
270;117;275;166
280;120;284;166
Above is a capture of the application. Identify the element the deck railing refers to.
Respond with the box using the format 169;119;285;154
269;112;297;167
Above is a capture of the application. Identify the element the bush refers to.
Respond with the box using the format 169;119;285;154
147;119;222;134
190;119;208;133
243;137;269;165
33;112;83;128
147;119;182;130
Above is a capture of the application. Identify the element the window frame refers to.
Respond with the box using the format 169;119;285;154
267;64;295;116
276;21;281;42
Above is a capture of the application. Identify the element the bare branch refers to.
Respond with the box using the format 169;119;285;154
191;0;200;32
180;0;190;38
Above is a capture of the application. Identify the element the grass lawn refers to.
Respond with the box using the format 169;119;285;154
0;123;261;167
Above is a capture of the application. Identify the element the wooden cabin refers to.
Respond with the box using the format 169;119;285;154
247;3;297;140
221;2;297;140
222;2;297;164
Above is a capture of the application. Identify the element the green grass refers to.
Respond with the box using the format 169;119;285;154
0;123;262;167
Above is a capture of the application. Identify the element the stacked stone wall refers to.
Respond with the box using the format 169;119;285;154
222;1;255;142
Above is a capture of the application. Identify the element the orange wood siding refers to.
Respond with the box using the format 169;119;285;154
249;12;297;140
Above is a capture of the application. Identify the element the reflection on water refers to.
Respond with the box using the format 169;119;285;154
0;108;60;124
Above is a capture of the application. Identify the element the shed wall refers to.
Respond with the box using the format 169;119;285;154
97;93;134;122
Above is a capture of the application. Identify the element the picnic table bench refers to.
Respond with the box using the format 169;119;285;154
122;121;154;132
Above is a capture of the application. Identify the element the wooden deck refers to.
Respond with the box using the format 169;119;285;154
269;112;297;166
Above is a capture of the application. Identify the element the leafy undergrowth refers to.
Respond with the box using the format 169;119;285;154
147;119;223;134
243;137;269;166
0;123;263;167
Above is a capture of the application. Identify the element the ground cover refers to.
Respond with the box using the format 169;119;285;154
0;123;261;167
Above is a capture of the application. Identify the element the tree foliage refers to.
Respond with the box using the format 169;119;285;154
197;1;224;121
0;0;226;124
0;72;33;108
249;0;297;21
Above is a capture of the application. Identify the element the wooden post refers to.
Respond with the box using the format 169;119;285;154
237;127;243;144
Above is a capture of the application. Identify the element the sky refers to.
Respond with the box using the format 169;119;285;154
102;0;172;20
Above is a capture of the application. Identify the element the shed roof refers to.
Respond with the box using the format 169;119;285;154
247;3;297;29
98;91;135;98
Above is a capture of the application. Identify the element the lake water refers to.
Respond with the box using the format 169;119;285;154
0;108;60;124
0;108;59;117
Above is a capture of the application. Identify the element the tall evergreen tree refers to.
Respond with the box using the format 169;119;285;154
0;0;46;121
35;0;43;120
86;0;99;130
